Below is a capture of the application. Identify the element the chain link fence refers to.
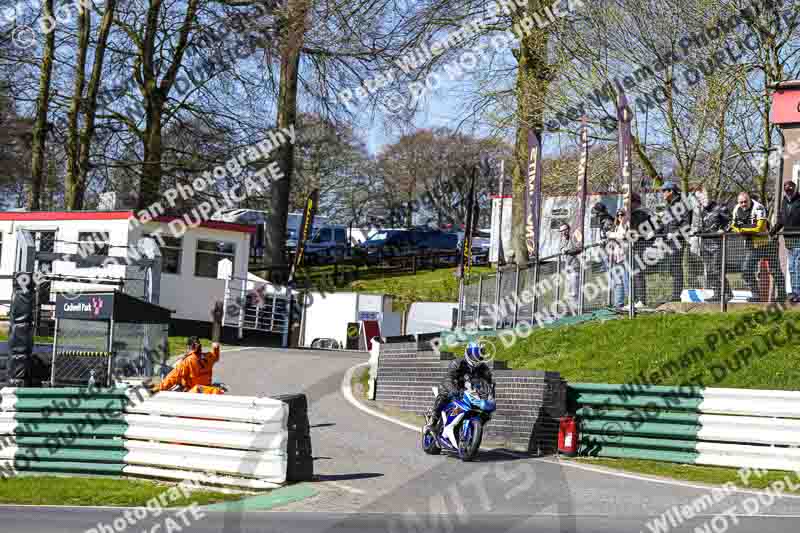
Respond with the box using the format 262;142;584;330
457;231;797;330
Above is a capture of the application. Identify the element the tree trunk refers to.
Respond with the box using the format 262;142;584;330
136;0;199;210
265;0;309;281
72;0;117;210
29;0;56;210
66;3;91;210
140;101;164;210
511;2;550;265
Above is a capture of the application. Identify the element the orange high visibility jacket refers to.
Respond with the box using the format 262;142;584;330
159;344;220;391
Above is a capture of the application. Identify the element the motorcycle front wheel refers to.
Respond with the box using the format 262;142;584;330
458;418;483;461
421;427;441;455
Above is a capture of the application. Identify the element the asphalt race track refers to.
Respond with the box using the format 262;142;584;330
2;347;800;532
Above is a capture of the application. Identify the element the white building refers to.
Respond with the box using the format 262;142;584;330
0;211;253;326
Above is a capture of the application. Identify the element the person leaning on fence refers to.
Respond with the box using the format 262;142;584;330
771;181;800;303
731;192;786;303
559;223;582;314
656;181;691;301
592;202;615;272
592;202;615;240
691;187;732;303
627;192;653;307
607;210;629;309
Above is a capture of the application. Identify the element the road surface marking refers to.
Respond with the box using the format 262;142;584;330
343;363;800;500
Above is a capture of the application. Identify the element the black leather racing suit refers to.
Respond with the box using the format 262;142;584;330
429;358;494;426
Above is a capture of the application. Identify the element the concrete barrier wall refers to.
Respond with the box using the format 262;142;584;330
571;383;800;470
0;386;298;489
374;336;566;454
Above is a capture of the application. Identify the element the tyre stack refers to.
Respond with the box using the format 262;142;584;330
272;393;314;482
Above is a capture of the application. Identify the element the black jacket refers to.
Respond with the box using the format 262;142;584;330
443;358;494;391
778;194;800;247
630;207;654;243
693;201;730;251
596;213;614;239
659;194;691;238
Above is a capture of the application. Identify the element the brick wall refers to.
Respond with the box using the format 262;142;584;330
374;335;566;454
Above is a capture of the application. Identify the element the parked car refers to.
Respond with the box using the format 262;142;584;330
359;229;459;263
301;225;350;265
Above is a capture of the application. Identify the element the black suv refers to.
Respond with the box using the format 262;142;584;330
359;229;459;261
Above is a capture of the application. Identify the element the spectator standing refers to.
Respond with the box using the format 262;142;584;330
593;202;615;273
731;192;786;303
691;187;731;302
607;210;629;308
657;181;691;301
559;223;582;315
772;181;800;302
627;192;653;307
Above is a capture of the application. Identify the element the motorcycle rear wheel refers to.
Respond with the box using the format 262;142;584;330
421;427;441;455
458;419;483;461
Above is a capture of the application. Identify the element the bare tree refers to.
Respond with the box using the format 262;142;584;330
29;0;56;210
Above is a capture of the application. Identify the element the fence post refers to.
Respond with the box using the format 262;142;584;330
578;250;585;315
238;280;246;340
555;255;562;316
457;274;464;328
532;259;540;324
720;233;727;313
222;277;229;327
476;274;483;330
282;286;292;348
512;263;520;328
607;246;614;308
495;266;501;329
628;241;635;319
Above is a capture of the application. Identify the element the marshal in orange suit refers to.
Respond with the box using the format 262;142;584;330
158;337;220;392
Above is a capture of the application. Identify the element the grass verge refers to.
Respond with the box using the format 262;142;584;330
347;267;493;311
0;476;246;506
350;365;371;400
573;457;800;493
490;308;800;389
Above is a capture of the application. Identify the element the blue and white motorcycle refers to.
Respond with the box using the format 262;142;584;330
421;376;496;461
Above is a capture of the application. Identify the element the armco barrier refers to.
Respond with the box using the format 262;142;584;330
0;387;301;489
571;383;800;471
374;335;566;454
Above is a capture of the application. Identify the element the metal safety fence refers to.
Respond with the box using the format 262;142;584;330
457;231;800;330
222;276;291;340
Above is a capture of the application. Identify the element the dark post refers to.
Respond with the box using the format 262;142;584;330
211;301;224;342
720;233;727;313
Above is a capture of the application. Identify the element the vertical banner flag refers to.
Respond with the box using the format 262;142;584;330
460;166;477;276
617;89;634;218
497;159;506;264
525;128;543;260
289;188;319;283
575;117;589;246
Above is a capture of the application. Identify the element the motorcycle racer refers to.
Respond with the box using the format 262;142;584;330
425;342;494;432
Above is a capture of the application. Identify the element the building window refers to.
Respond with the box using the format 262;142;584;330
150;235;182;274
195;240;236;278
312;228;331;243
77;232;109;267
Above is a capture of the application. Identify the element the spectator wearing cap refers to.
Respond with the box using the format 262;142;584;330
772;181;800;302
559;223;582;314
731;191;785;302
657;181;691;301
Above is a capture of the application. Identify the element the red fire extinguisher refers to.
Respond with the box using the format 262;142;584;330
558;415;578;457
